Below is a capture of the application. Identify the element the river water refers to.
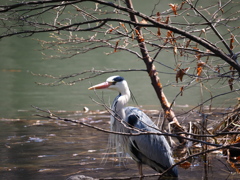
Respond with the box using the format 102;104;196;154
0;110;239;180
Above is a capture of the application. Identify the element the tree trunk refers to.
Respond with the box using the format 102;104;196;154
125;0;185;143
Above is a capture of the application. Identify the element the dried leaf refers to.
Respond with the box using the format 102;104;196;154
215;66;220;73
173;46;177;55
135;29;144;42
230;35;234;50
169;3;178;15
139;19;147;28
167;31;173;38
176;67;190;83
166;31;174;43
140;19;148;24
179;1;185;10
228;78;234;91
196;61;204;80
196;54;201;60
108;26;119;33
197;62;205;67
164;16;170;24
119;22;128;33
193;47;201;60
157;28;161;36
185;39;191;48
114;40;119;52
131;32;135;41
135;29;140;35
180;86;184;96
179;161;191;169
157;79;162;88
197;66;202;77
156;12;161;22
139;36;144;42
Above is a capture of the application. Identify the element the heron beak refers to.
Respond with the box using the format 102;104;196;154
88;82;111;90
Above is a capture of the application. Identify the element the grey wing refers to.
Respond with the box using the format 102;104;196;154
124;107;178;175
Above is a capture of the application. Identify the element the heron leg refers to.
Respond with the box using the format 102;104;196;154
137;162;143;176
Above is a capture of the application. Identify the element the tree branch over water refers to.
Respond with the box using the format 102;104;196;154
1;0;240;72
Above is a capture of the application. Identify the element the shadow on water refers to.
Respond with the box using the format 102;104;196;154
0;110;239;180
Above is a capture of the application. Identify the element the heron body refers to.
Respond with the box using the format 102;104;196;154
89;76;178;177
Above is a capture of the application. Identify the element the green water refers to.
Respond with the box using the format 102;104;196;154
1;34;238;119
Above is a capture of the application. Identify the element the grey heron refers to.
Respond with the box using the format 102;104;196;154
88;75;178;177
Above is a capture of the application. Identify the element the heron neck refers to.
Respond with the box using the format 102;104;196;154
112;88;130;120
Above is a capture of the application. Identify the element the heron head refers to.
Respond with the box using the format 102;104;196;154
88;75;127;93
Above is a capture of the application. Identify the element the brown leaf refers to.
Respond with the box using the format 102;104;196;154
157;28;161;36
215;66;220;73
180;86;184;96
196;54;201;60
179;1;185;10
135;29;140;35
196;62;203;81
228;78;234;91
197;66;202;76
166;31;174;43
135;29;144;42
139;37;144;42
185;39;191;48
156;12;161;22
119;22;128;33
169;4;178;15
197;62;206;67
230;35;234;50
114;40;119;52
157;79;162;88
108;26;119;33
193;47;201;60
179;161;191;169
164;16;170;24
176;67;190;83
167;31;173;37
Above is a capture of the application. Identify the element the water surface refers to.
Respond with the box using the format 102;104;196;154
0;110;239;180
